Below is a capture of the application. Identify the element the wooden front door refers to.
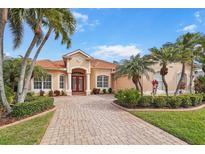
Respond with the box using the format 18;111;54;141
72;76;84;92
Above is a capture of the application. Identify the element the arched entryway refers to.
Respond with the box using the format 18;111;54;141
72;68;86;95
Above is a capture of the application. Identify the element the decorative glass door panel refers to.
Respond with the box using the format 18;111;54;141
72;76;77;92
72;76;84;92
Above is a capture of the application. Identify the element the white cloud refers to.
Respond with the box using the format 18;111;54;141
181;24;197;32
72;11;88;23
92;44;141;60
194;11;202;23
72;11;100;33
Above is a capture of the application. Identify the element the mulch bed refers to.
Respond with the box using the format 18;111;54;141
0;106;54;127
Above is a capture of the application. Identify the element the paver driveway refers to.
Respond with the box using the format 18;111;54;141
41;95;187;145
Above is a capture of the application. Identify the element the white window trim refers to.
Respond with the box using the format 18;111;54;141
59;74;65;89
96;75;109;88
33;74;52;90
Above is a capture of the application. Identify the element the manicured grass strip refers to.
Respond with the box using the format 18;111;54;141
131;108;205;145
0;111;54;145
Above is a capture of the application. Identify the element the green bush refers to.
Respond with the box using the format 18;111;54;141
108;88;112;94
115;89;140;107
102;89;107;94
153;96;167;108
201;93;205;101
166;96;182;108
12;97;54;118
5;85;15;104
184;94;203;106
138;96;153;107
178;95;192;108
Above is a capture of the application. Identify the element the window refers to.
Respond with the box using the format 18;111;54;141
43;75;52;89
59;75;64;89
97;75;109;88
34;77;42;89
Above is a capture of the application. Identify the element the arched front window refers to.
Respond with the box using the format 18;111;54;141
97;75;109;88
176;72;187;85
153;72;164;90
59;74;65;89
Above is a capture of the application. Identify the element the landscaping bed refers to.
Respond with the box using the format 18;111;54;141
114;89;205;109
0;96;54;127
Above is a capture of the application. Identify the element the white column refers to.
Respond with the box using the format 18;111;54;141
86;73;91;95
67;72;72;96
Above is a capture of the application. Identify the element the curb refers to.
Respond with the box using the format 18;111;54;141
111;102;205;112
0;107;56;130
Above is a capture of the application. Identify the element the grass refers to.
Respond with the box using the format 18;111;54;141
131;108;205;145
0;111;54;145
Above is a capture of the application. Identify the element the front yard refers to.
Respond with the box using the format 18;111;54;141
0;111;54;145
131;108;205;145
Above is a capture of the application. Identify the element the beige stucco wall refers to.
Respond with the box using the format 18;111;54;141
90;68;113;91
67;53;90;73
113;62;191;94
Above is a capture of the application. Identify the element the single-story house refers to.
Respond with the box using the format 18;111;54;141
29;49;191;95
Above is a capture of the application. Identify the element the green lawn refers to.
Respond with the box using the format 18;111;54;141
0;111;54;145
131;108;205;145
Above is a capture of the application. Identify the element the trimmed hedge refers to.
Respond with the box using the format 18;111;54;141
115;89;140;107
115;89;204;109
12;97;54;118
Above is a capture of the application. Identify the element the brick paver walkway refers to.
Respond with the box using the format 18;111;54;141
41;95;187;145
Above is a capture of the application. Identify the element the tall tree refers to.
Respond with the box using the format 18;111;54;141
115;54;155;95
18;9;76;103
149;44;176;96
174;32;202;95
0;9;24;113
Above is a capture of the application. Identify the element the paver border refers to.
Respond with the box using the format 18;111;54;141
111;101;205;112
0;107;56;130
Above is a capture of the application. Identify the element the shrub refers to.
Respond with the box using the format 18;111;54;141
185;94;203;106
61;90;67;96
108;88;112;94
5;85;15;104
115;89;140;107
93;88;100;94
12;97;54;118
178;95;192;108
54;90;60;96
153;96;167;108
25;92;36;102
48;90;54;97
102;89;107;94
27;92;35;97
194;76;205;93
40;90;45;96
166;96;182;108
138;96;153;107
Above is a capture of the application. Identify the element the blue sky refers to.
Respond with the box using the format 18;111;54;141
4;8;205;62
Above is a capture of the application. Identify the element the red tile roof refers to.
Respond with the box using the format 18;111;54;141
36;58;117;69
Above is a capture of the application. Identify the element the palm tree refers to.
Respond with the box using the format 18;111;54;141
174;32;202;95
115;54;155;95
149;44;176;96
17;9;76;103
0;9;25;113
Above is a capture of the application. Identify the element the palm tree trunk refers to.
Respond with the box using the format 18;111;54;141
138;79;143;96
189;60;193;93
132;76;139;91
175;62;185;95
17;15;43;103
16;34;39;102
0;8;12;113
18;27;52;103
162;75;168;96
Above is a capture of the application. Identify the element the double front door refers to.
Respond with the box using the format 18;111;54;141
72;76;84;92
